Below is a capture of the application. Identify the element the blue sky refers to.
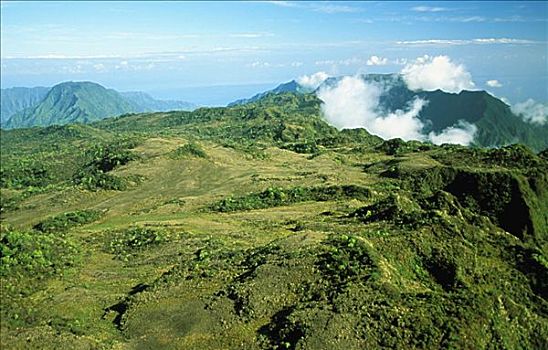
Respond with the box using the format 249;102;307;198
1;1;546;105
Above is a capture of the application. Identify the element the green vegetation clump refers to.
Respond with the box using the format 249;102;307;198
318;234;377;289
280;141;320;154
0;225;78;277
0;160;52;189
169;142;208;159
107;227;170;260
211;185;371;212
1;224;79;327
376;138;433;155
73;139;139;190
33;209;102;233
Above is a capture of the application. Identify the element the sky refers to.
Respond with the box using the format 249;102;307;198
1;1;547;105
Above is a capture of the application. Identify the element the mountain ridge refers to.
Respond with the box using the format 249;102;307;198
229;74;548;151
1;82;196;128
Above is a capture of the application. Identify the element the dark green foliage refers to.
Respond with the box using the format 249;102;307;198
107;227;170;260
0;160;52;188
0;224;79;328
211;185;371;212
169;143;208;159
350;193;421;225
318;234;376;288
0;225;78;277
280;141;320;154
73;139;139;190
33;210;102;233
376;138;434;155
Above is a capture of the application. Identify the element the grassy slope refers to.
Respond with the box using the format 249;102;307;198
1;96;547;349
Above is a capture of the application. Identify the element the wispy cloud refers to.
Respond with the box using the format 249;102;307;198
311;4;362;14
265;1;298;8
396;38;541;46
247;60;302;69
411;6;449;12
229;32;274;38
266;1;362;14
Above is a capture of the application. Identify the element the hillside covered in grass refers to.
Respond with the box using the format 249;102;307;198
1;93;547;349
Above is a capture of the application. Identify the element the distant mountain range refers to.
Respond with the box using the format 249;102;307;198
1;87;50;124
1;82;196;129
230;73;548;151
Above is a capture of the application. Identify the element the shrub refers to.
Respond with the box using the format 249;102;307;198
33;209;102;233
107;227;170;260
169;143;208;159
211;185;371;212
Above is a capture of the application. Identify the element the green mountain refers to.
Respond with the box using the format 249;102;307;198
228;80;312;106
232;74;548;151
2;82;197;129
0;87;49;124
5;82;136;129
1;93;547;349
367;74;548;151
120;91;196;112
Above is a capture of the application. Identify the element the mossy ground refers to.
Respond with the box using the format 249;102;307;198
1;107;547;349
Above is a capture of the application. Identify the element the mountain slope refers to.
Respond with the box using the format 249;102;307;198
120;91;196;112
228;80;312;106
5;82;135;129
0;87;49;124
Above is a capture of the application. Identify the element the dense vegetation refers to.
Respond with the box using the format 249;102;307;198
1;93;547;349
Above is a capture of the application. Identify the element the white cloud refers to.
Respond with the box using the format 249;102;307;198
266;1;361;14
312;4;361;14
316;75;479;145
428;121;478;146
472;38;537;44
372;98;427;140
396;38;539;46
401;55;475;93
297;71;330;89
412;6;448;12
316;76;427;140
486;80;502;88
266;1;298;7
511;99;548;125
366;55;388;66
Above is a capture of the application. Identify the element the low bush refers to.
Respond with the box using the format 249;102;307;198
33;209;102;233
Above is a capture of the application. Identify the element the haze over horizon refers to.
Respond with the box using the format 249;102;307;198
1;0;547;105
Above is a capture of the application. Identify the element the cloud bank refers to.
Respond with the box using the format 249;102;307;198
428;121;478;145
511;99;547;125
401;55;476;93
297;71;330;89
316;75;477;145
